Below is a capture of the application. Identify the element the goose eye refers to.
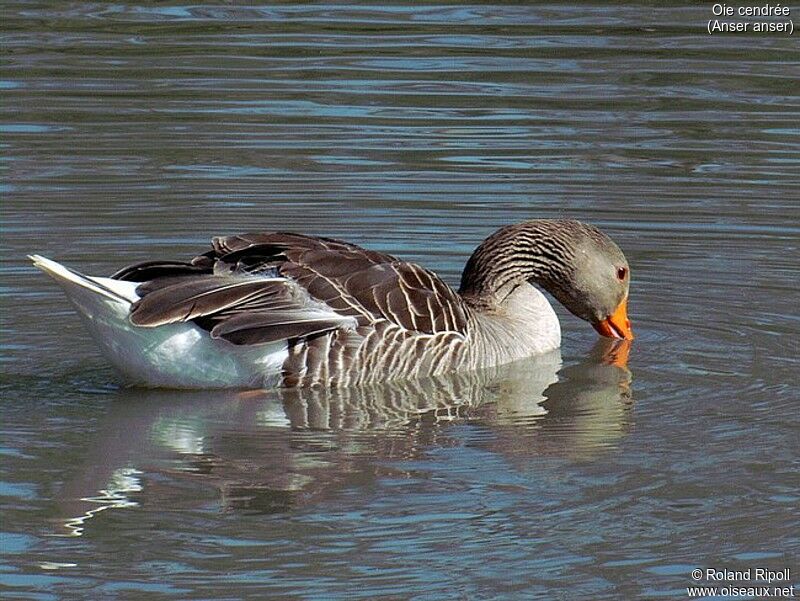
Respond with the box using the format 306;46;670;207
617;267;627;280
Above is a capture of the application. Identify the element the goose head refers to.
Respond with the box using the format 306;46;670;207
544;224;633;339
459;219;634;340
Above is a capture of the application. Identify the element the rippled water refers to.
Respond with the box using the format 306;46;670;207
2;2;798;599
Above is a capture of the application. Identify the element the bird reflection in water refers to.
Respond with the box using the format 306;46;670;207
55;338;632;534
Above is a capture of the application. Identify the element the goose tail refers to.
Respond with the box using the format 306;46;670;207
29;254;139;305
28;255;286;388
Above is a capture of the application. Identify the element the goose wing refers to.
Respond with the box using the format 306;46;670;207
115;232;469;345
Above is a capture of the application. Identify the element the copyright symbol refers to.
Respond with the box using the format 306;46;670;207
691;569;703;581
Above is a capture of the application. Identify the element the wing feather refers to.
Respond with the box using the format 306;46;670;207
210;310;354;345
129;278;294;327
115;231;469;349
111;260;211;282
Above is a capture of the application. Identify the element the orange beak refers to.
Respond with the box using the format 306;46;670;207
592;297;634;340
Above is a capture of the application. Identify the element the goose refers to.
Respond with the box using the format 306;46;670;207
29;219;633;389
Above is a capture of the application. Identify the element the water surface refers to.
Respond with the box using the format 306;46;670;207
2;2;798;599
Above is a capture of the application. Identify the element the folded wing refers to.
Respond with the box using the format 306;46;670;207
116;232;469;346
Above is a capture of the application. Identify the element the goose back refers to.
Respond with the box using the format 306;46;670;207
114;233;474;386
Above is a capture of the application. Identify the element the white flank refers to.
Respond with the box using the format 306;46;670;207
29;255;288;388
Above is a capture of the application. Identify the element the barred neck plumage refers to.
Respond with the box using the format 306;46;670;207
458;220;582;309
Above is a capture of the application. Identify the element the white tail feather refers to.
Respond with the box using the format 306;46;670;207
28;255;286;388
28;255;138;303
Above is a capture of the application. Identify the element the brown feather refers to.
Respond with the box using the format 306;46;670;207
130;278;292;327
210;311;352;345
116;231;470;363
112;260;210;282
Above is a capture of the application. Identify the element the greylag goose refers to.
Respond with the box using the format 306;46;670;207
29;219;633;389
